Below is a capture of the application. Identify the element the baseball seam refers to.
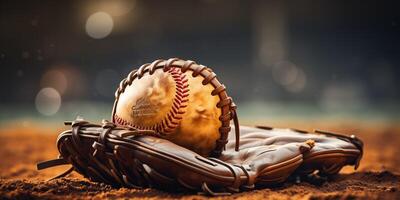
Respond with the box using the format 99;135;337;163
114;67;189;134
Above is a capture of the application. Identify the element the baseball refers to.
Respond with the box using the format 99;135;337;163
112;58;239;156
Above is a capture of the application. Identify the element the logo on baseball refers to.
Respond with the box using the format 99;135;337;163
131;96;158;117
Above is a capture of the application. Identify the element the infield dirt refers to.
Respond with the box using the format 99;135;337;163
0;121;399;199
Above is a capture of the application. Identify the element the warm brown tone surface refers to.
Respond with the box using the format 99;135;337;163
0;121;399;199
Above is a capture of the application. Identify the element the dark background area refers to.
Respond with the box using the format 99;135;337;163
0;0;399;123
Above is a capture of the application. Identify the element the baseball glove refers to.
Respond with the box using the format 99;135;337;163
37;118;363;195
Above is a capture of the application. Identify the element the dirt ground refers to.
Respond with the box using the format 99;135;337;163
0;121;399;200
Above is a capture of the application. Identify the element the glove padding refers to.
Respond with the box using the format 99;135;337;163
37;119;363;195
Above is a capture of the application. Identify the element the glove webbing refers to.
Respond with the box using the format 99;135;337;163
37;118;157;185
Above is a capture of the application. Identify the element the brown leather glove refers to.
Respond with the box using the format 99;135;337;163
37;118;363;195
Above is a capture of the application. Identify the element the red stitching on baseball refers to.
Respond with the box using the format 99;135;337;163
114;65;189;134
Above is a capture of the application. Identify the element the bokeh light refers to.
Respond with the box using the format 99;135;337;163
98;0;136;16
35;87;62;116
16;69;24;77
272;61;298;86
40;70;68;94
85;12;114;39
22;51;30;59
271;61;307;93
284;69;306;93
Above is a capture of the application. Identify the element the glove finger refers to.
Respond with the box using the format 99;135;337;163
227;126;362;177
297;133;362;176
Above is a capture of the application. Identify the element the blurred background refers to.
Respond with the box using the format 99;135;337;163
1;0;399;127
